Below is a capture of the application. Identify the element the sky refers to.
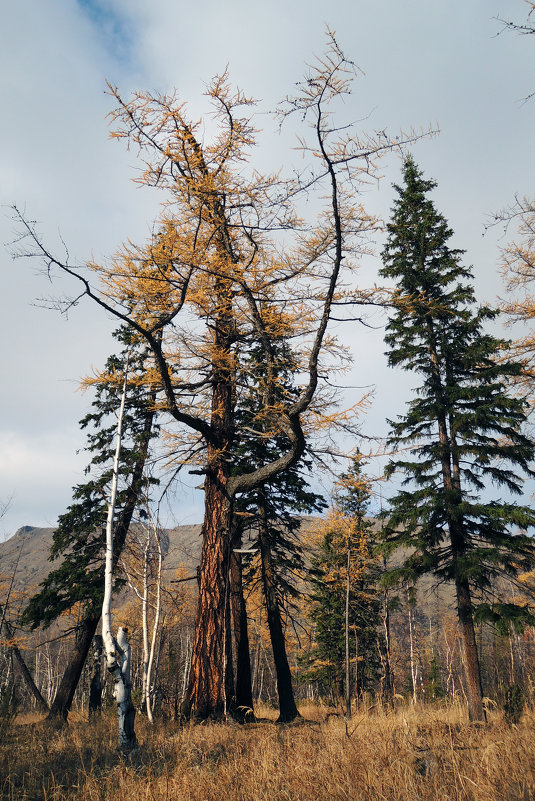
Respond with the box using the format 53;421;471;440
0;0;534;539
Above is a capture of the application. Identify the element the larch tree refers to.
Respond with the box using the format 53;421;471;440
380;156;535;722
13;35;423;720
496;0;535;103
500;197;535;406
306;456;381;710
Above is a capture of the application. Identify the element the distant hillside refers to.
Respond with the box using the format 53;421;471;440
0;518;455;619
0;523;204;596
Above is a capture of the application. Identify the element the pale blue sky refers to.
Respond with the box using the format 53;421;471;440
1;0;534;537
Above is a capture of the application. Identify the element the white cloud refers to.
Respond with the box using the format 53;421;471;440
0;428;86;535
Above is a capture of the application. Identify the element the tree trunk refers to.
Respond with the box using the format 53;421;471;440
408;593;417;704
224;581;235;715
345;546;351;719
1;599;49;715
229;532;254;721
182;260;236;720
450;428;486;722
47;611;101;722
456;576;485;722
88;634;103;718
258;502;300;723
183;460;233;719
101;359;137;751
111;627;137;750
141;533;150;716
0;607;49;714
379;573;394;708
145;524;163;723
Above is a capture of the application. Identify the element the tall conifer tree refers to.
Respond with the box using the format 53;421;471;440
380;157;535;721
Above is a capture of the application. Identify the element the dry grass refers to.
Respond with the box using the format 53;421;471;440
1;702;534;800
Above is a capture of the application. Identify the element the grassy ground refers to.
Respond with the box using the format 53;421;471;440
1;702;534;800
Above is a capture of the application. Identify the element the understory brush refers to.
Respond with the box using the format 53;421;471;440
1;702;534;800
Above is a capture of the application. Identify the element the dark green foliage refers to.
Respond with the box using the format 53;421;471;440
474;603;535;635
22;328;158;630
232;339;326;721
380;156;535;623
233;341;326;608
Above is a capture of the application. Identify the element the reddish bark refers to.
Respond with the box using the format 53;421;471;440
456;577;485;722
183;460;232;719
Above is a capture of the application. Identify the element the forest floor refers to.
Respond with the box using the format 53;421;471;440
1;702;534;800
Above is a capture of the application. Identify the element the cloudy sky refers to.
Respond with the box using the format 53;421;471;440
1;0;534;538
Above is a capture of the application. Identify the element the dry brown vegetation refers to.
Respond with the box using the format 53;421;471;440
1;702;534;800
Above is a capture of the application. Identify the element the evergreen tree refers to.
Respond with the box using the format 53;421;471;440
380;156;535;721
233;341;326;722
306;457;382;704
22;328;158;720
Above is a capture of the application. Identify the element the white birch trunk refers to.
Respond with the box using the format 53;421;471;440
408;593;417;705
101;357;137;751
345;546;351;719
145;523;163;723
141;532;150;716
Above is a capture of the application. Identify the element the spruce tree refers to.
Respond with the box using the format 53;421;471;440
380;156;535;721
233;341;326;722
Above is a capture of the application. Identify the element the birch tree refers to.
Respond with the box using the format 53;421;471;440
121;506;164;723
101;355;137;751
21;329;157;722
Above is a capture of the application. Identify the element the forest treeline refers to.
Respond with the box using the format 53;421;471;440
3;17;535;747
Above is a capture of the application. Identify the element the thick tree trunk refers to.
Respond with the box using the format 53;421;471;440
47;611;100;722
229;531;254;721
456;577;485;722
258;504;300;723
183;462;233;719
106;627;137;750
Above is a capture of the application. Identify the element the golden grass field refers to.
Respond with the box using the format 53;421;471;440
1;702;534;800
